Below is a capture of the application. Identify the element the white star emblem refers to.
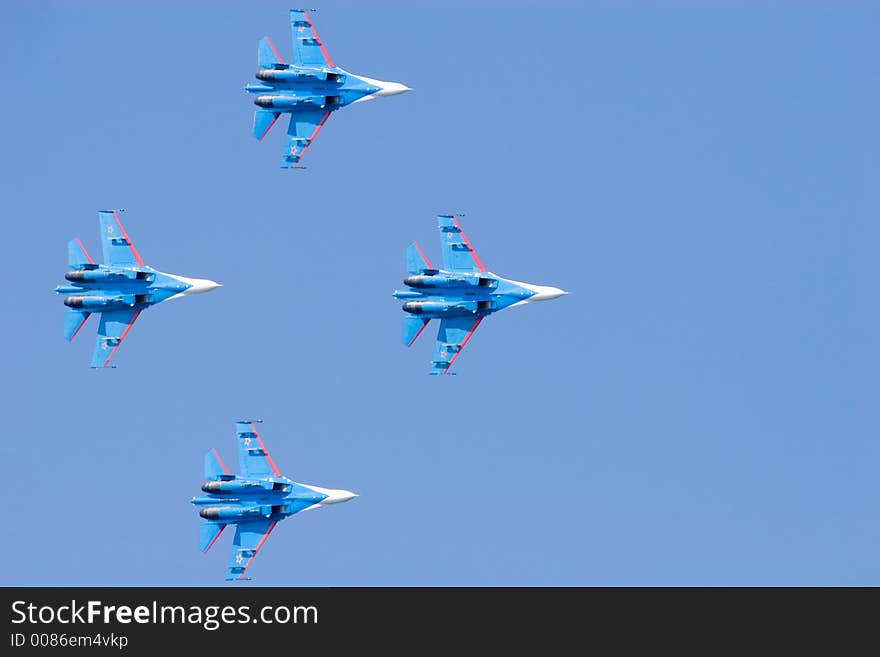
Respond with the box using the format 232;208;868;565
107;226;114;233
441;350;447;358
235;554;243;564
101;343;108;350
243;437;251;446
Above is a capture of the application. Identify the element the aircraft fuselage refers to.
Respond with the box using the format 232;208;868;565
246;65;408;113
56;266;218;311
192;476;354;523
394;270;563;320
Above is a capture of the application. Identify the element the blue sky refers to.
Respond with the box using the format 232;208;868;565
1;1;877;585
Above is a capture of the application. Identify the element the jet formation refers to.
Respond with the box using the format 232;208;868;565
56;211;221;368
394;215;568;374
247;8;410;168
50;9;572;583
193;421;358;580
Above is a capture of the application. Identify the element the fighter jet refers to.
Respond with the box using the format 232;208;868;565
246;8;410;168
56;210;221;368
193;421;358;581
394;215;568;375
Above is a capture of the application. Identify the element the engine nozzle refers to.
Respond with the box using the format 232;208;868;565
198;506;259;521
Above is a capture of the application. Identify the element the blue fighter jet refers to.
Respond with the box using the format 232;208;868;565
193;421;358;581
246;8;410;168
56;210;221;368
394;215;568;375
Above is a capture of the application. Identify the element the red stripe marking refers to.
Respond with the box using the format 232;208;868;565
407;319;430;347
444;316;483;373
293;111;331;164
212;447;230;475
238;521;277;579
258;112;281;141
303;10;335;68
251;422;280;477
68;312;91;341
112;211;144;266
74;237;94;264
203;524;226;553
412;241;434;270
102;309;141;367
264;36;285;64
451;216;485;272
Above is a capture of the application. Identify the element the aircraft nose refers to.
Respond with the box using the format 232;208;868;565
527;285;568;302
323;489;359;505
375;80;411;97
186;278;222;295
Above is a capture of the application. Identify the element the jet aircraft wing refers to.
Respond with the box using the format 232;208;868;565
437;215;487;273
282;110;331;168
226;519;277;580
98;211;144;267
236;421;281;478
431;316;483;375
289;9;335;68
90;309;141;369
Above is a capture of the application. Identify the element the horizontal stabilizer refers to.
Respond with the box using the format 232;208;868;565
68;238;94;268
402;316;429;347
406;242;434;274
63;309;91;341
199;522;226;553
259;37;284;69
254;110;281;141
204;448;230;480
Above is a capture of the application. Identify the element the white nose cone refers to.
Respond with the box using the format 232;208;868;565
351;74;412;102
525;284;567;302
301;483;359;507
186;278;222;295
164;273;222;301
374;80;411;97
323;489;359;505
177;275;222;296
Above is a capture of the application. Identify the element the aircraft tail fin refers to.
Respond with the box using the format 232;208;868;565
258;37;284;69
63;309;91;341
204;448;230;480
402;316;430;347
68;238;94;268
199;522;226;553
407;242;434;274
254;110;282;141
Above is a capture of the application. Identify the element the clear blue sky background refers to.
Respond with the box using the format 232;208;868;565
1;1;877;585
